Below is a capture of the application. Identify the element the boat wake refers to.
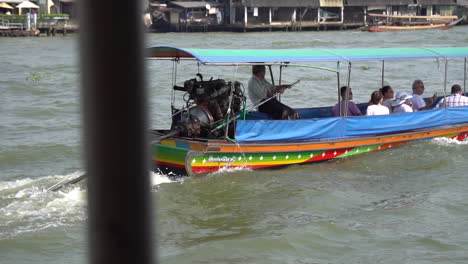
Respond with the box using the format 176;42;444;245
150;170;185;187
0;172;86;238
209;165;252;176
0;170;181;238
431;137;468;146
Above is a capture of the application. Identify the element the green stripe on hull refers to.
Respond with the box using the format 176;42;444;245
338;144;382;158
152;144;188;165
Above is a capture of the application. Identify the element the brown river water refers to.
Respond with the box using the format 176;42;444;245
1;27;468;263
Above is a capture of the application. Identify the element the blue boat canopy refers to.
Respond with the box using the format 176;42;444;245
147;46;468;65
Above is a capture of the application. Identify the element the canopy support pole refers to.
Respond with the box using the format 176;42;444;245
343;62;352;117
224;82;235;140
279;65;283;85
268;65;278;101
268;65;275;85
464;58;467;94
337;62;341;117
381;60;385;88
443;59;448;108
171;59;177;114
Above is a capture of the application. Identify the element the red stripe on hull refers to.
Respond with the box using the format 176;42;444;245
191;164;276;174
155;160;186;169
307;147;354;162
454;132;468;141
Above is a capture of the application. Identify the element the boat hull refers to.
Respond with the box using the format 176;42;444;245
151;124;468;176
368;24;447;32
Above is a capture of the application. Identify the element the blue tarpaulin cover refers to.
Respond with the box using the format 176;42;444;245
234;107;468;142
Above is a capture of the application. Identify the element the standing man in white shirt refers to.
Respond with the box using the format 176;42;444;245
436;84;468;108
409;80;436;111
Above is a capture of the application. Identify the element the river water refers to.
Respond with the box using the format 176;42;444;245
1;27;468;263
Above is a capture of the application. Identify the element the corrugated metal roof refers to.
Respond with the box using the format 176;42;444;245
345;0;414;6
320;0;343;7
1;0;28;4
458;0;468;6
346;0;457;6
242;0;321;8
417;0;457;5
169;1;222;9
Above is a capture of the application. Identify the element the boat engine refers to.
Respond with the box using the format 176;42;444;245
171;74;245;138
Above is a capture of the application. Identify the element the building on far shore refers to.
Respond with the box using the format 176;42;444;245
147;0;467;32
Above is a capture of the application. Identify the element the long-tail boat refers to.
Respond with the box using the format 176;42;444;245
147;47;468;176
363;14;463;32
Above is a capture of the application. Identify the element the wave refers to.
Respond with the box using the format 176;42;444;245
0;171;86;238
431;137;468;146
0;170;182;238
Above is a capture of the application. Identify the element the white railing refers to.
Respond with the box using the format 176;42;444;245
0;19;25;30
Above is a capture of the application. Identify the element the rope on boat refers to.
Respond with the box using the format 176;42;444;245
422;47;449;102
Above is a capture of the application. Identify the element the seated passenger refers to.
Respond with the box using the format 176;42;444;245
409;80;436;111
332;86;362;117
367;91;390;116
392;92;414;113
436;84;468;108
380;85;394;113
248;65;299;120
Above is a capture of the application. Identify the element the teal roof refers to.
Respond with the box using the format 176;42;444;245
147;46;468;64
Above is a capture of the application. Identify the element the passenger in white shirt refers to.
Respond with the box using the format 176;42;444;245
380;85;395;113
367;91;390;116
436;84;468;108
408;80;436;111
392;91;414;113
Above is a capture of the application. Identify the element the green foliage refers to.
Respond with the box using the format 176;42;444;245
25;72;59;82
40;14;70;19
0;14;69;24
0;14;25;23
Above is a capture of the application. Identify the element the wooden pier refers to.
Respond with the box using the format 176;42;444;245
0;17;78;37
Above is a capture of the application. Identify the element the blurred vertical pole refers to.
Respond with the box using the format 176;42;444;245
80;0;154;263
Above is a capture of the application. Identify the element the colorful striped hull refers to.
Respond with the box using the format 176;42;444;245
151;126;468;177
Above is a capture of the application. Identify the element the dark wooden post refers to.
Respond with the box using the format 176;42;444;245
80;0;154;264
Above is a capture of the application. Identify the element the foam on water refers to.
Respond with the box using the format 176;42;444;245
431;137;468;146
0;170;182;238
0;171;86;238
209;165;252;176
150;170;184;187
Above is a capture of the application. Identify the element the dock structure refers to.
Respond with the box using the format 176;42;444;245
0;18;39;36
147;0;465;32
0;16;78;37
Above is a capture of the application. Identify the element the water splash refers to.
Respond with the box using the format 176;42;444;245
150;170;184;188
0;170;183;238
0;172;87;238
210;165;252;176
431;137;468;146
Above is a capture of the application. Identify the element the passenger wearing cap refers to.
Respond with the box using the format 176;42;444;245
392;91;414;113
